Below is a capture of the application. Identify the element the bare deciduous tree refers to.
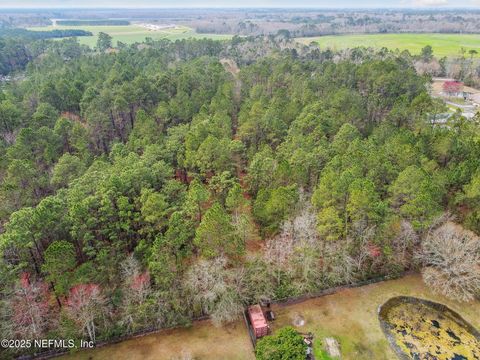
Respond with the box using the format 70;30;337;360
322;242;356;286
210;287;244;326
120;254;141;280
264;203;319;267
264;221;296;268
184;257;228;316
121;255;151;303
184;257;245;326
418;222;480;302
391;220;419;269
119;255;152;333
290;243;322;294
414;59;441;76
65;283;106;342
11;273;50;339
292;202;319;247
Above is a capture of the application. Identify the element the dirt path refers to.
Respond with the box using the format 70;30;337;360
221;58;263;253
220;58;241;135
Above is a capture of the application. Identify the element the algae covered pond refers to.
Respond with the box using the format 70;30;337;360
379;297;480;360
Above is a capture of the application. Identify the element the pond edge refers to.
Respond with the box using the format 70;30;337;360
378;296;480;360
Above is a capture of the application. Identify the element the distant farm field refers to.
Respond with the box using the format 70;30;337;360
297;33;480;57
28;24;232;47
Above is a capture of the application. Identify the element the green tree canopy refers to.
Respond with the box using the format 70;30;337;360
255;327;307;360
194;202;243;258
96;32;112;52
42;240;77;296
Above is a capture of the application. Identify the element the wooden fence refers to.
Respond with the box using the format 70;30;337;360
19;271;414;359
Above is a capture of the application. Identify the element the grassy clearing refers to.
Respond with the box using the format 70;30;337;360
60;274;480;360
297;33;480;58
313;341;336;360
270;274;480;360
61;319;254;360
27;25;232;47
446;97;468;105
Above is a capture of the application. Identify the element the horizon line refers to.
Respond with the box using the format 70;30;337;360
1;6;480;10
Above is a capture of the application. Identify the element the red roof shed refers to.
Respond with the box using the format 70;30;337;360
248;304;269;338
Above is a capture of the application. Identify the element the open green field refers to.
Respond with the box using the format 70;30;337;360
60;274;480;360
28;24;232;47
297;33;480;57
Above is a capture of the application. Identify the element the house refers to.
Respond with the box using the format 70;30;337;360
436;79;480;101
442;80;464;98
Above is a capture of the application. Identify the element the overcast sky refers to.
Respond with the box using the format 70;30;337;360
0;0;479;8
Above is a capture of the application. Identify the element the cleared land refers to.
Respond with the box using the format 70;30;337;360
62;319;254;360
61;274;480;360
271;274;480;359
297;33;480;57
28;25;231;47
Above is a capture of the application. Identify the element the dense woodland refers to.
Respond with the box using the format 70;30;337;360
0;29;92;41
0;34;480;357
0;33;92;76
192;10;480;37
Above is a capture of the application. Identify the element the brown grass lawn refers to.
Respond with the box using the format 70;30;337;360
271;274;480;360
61;274;480;360
61;319;254;360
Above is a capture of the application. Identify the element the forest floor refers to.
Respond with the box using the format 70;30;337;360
60;274;480;360
297;33;480;58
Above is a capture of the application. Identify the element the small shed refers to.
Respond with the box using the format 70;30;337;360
248;305;269;338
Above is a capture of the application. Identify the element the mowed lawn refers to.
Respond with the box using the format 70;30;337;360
297;33;480;57
61;274;480;360
28;25;232;47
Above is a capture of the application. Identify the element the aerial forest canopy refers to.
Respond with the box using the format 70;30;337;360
0;35;479;356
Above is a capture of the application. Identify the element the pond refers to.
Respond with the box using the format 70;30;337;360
379;296;480;360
